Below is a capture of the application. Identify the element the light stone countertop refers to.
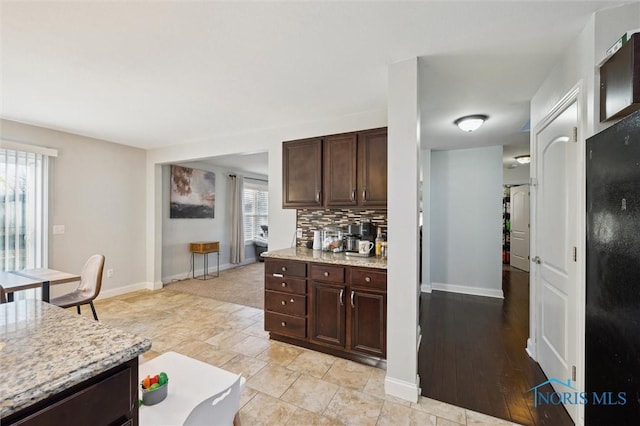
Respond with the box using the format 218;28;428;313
261;247;387;270
0;299;151;418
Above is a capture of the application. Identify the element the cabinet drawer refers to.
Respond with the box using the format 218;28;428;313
265;276;307;295
265;290;306;317
350;269;387;291
265;312;306;339
310;264;345;283
265;260;307;278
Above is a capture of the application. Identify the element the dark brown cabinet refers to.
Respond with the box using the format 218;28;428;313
282;137;323;208
5;358;139;426
600;33;640;122
282;127;387;209
264;259;308;340
357;128;388;207
310;281;346;347
265;258;386;365
349;268;387;358
324;133;358;207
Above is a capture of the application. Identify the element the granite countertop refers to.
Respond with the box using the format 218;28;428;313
261;247;387;270
0;299;151;418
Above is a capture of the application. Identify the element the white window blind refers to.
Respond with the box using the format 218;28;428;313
0;148;48;273
243;187;268;242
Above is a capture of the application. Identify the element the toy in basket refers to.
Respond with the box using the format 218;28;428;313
140;372;169;406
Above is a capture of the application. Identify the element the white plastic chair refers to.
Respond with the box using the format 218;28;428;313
183;374;242;426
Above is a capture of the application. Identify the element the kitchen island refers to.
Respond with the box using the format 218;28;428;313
0;299;151;425
262;247;387;367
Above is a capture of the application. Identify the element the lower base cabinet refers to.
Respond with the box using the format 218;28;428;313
5;358;139;426
264;258;386;365
350;289;386;358
310;282;346;348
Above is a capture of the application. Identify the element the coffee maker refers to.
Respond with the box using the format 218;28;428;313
358;220;375;245
343;221;375;256
343;224;360;253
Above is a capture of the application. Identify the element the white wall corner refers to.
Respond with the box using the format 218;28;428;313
420;282;432;293
431;282;503;299
384;376;420;403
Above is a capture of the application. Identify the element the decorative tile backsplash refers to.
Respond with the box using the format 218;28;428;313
296;208;387;247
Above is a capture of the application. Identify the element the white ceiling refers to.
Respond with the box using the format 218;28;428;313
0;1;624;158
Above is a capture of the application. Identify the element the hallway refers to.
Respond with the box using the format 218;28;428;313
418;267;573;426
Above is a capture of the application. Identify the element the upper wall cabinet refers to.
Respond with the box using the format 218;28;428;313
600;33;640;122
282;127;387;209
357;128;388;207
324;133;358;207
282;137;323;208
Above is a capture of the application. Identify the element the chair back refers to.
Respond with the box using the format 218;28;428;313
183;374;242;426
77;254;105;300
0;285;6;304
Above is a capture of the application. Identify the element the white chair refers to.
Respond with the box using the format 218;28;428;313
49;254;105;320
183;374;242;426
139;351;245;426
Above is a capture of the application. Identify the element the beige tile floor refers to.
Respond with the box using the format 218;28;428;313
89;289;520;426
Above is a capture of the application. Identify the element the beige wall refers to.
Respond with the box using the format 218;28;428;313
0;119;147;298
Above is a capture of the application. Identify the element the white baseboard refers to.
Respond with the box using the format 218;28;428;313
526;337;537;360
162;257;258;285
384;376;420;403
431;282;503;299
420;282;432;293
97;281;149;300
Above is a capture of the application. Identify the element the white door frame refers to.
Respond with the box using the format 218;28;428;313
528;81;586;424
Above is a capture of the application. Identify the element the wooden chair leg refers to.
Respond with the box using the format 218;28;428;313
77;305;81;315
89;301;99;321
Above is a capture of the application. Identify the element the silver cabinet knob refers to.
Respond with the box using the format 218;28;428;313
290;298;294;303
281;300;286;306
324;271;329;277
532;256;542;264
281;321;286;327
281;282;287;287
365;276;371;282
281;266;287;272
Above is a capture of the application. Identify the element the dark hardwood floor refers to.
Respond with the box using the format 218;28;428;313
419;266;574;426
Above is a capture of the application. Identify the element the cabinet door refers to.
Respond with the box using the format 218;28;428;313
350;288;386;358
310;282;346;348
324;133;357;207
357;128;387;207
282;138;323;208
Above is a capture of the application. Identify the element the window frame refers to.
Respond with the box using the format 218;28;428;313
242;181;268;245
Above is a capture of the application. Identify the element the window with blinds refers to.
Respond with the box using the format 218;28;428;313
0;148;48;272
243;187;268;242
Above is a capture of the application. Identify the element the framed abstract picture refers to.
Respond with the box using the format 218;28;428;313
170;165;216;218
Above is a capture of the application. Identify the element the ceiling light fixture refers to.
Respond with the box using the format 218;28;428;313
454;114;488;132
515;155;531;164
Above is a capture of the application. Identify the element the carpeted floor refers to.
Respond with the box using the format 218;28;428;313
165;262;264;309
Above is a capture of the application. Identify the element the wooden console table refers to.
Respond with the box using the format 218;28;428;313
190;241;220;280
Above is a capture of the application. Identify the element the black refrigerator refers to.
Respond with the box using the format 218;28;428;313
586;109;640;425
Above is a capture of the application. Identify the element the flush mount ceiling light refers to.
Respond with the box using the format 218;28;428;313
454;114;488;132
515;155;531;164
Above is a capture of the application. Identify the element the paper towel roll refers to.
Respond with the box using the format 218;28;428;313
313;230;322;250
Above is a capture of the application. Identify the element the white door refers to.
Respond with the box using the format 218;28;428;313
534;101;578;422
510;185;530;272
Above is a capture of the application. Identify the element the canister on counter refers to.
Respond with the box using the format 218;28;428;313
380;242;388;259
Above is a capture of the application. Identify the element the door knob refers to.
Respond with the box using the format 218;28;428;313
532;256;542;264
